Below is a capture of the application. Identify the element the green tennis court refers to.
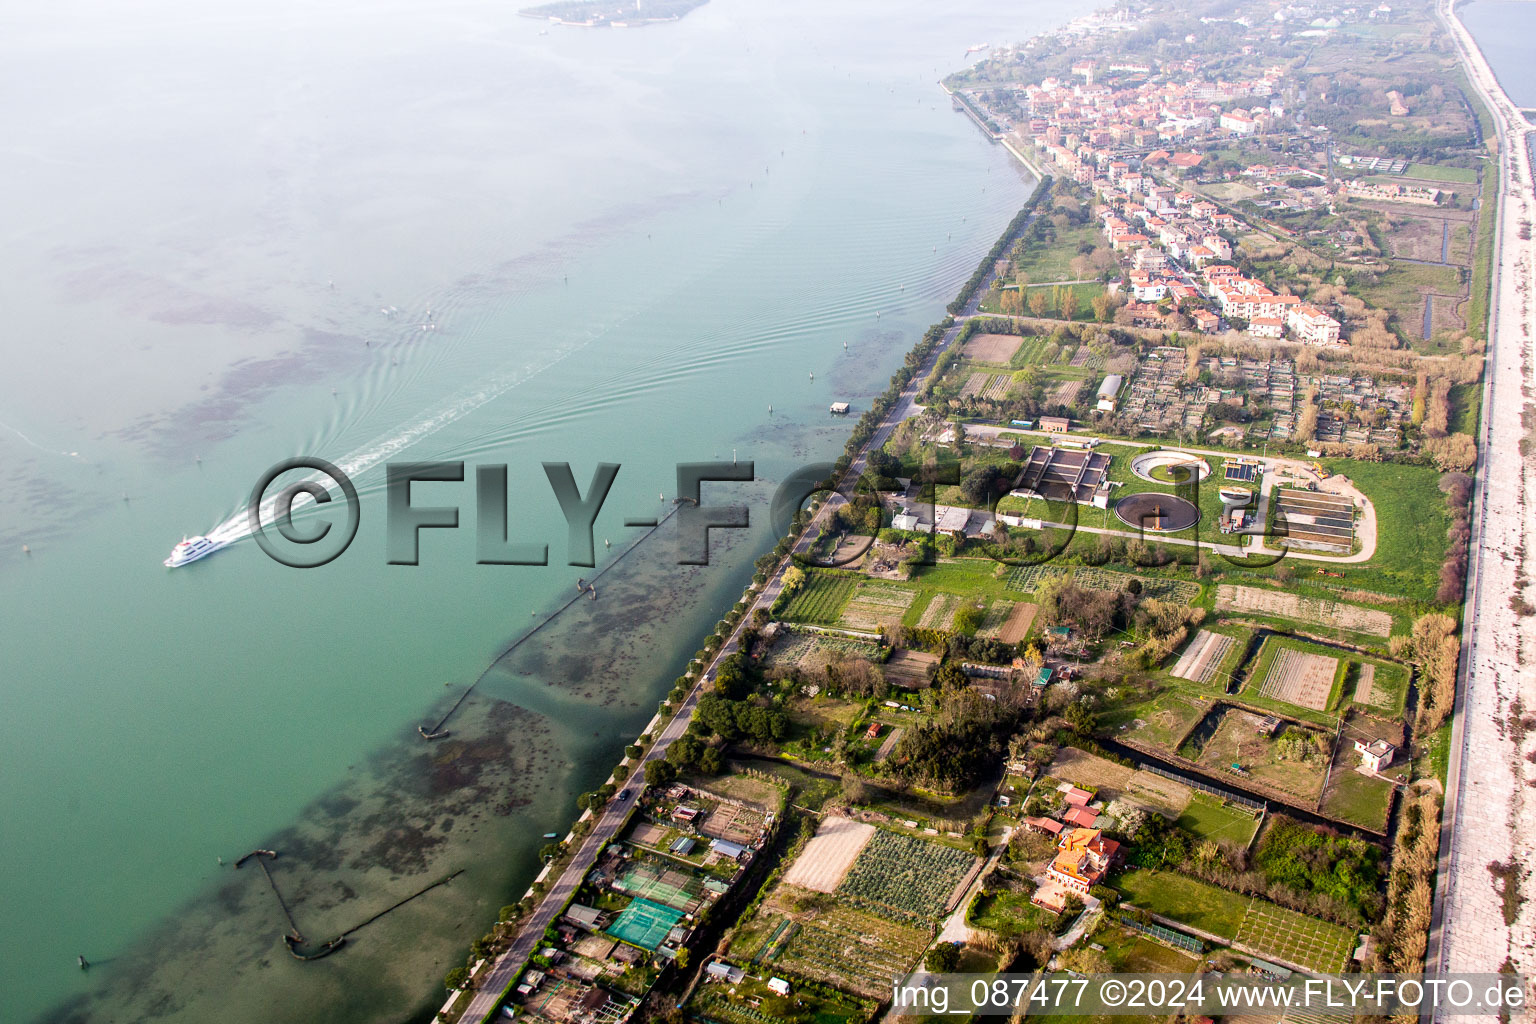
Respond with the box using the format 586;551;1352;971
617;864;701;910
607;897;685;950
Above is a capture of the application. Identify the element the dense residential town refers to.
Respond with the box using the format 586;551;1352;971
432;1;1535;1022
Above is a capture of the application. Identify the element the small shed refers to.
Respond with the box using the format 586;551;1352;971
565;904;604;930
830;402;851;415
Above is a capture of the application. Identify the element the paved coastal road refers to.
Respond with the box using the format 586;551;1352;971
1428;0;1536;1001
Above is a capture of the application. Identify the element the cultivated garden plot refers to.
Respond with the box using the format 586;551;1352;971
1259;647;1341;712
1051;379;1083;406
700;803;767;845
1214;585;1392;638
834;829;978;925
917;592;962;630
1074;567;1200;603
837;581;915;631
883;649;938;687
766;631;884;674
782;816;876;893
975;599;1017;639
961;332;1024;365
1352;663;1380;706
1232;898;1355;974
990;601;1038;644
960;371;992;398
1008;336;1056;367
1004;564;1071;594
1171;630;1237;684
772;903;929;997
1068;346;1102;369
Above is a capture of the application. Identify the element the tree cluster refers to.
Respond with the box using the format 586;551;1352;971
891;688;1022;792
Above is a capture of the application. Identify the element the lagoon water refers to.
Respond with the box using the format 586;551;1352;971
0;0;1060;1020
1461;0;1536;107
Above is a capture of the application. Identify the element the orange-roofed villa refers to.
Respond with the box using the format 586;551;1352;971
1047;828;1120;893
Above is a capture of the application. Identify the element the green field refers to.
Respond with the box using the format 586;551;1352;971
1323;458;1451;603
1098;688;1211;749
967;889;1056;936
1403;163;1479;184
1117;870;1354;972
1113;869;1250;938
1096;926;1202;972
1468;161;1497;338
1175;794;1261;845
1321;764;1394;832
1351;261;1461;338
1449;380;1482;436
1011;220;1102;282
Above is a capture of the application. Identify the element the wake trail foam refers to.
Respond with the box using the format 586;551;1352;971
203;348;587;546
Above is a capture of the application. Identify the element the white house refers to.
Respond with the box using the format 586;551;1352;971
1355;739;1395;772
1248;317;1284;339
1220;110;1258;135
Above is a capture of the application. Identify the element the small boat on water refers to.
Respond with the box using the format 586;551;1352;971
966;42;990;53
543;832;559;839
164;535;226;568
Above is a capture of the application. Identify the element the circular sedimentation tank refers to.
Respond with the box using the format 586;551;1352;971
1114;491;1201;532
1219;486;1254;504
1129;451;1211;484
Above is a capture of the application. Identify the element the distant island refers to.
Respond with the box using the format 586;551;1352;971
518;0;707;27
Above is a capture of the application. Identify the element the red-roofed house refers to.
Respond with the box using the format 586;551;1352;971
1024;816;1065;836
1063;805;1100;829
1064;787;1093;806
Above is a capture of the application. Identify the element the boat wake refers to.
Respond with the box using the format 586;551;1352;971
200;350;585;550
